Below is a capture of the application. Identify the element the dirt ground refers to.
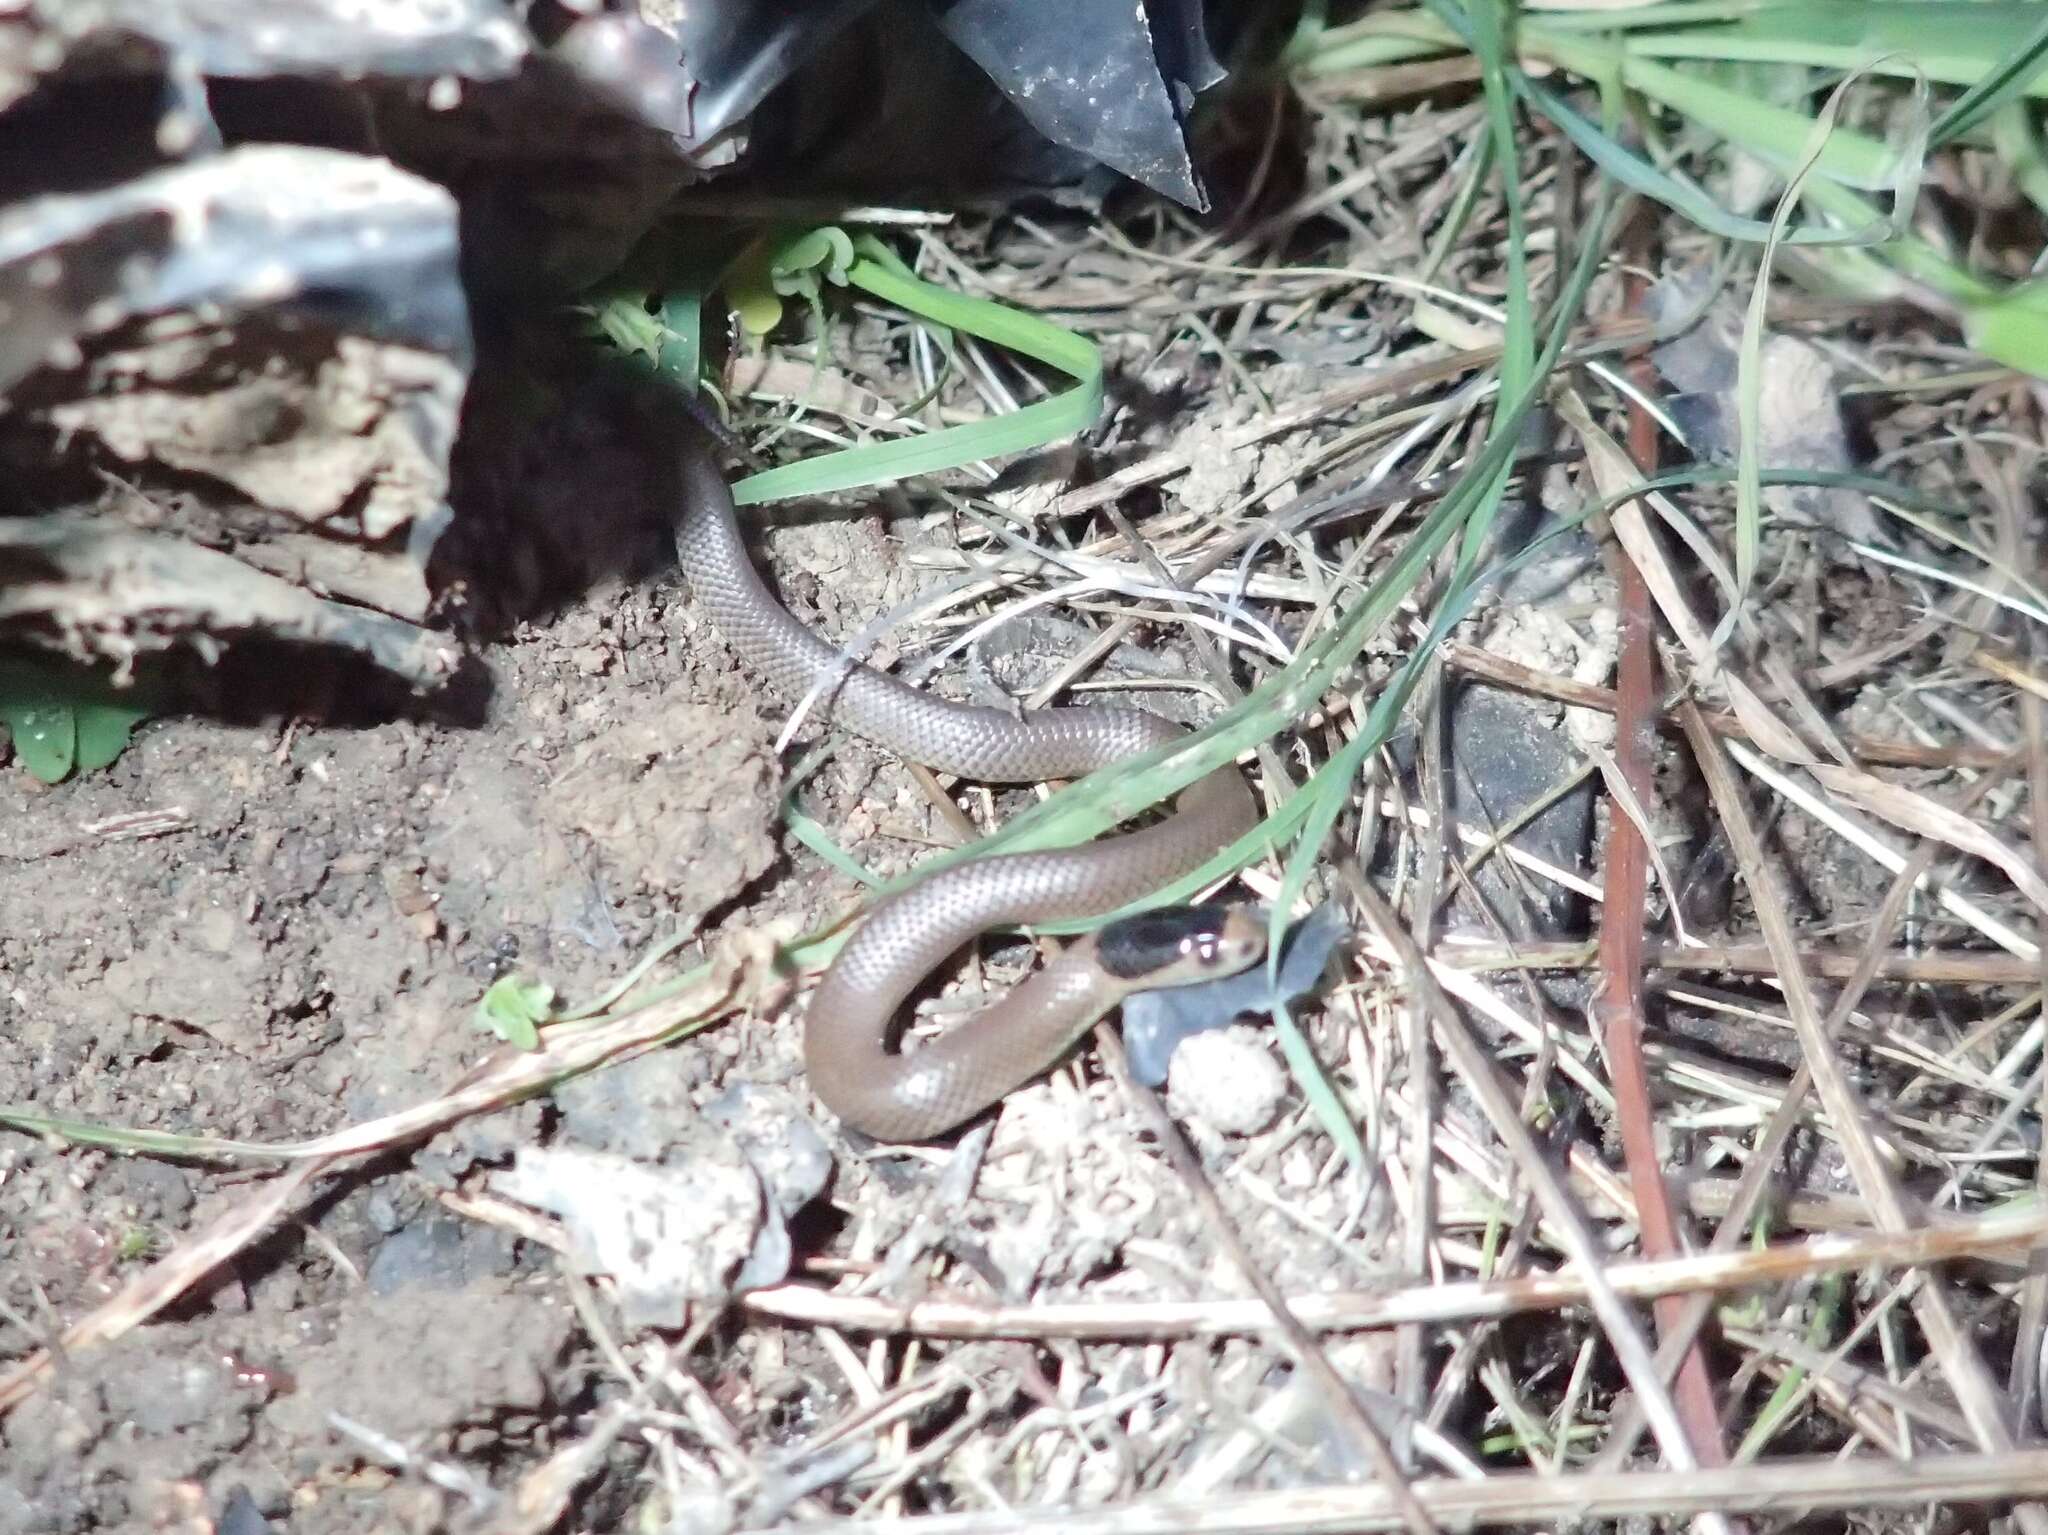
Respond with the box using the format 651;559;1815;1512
0;493;778;1527
4;122;2045;1535
0;334;1398;1529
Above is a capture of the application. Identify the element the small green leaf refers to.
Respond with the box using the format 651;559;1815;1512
769;225;858;296
725;226;854;339
728;274;784;340
586;290;665;361
0;659;80;782
0;656;154;782
73;698;150;775
726;225;865;338
6;700;77;783
474;975;556;1050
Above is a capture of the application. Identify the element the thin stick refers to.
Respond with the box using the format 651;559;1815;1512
1590;265;1729;1469
0;1156;338;1412
740;1448;2048;1534
1426;938;2044;985
744;1202;2048;1340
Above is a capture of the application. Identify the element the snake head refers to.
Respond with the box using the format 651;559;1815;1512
1096;904;1266;989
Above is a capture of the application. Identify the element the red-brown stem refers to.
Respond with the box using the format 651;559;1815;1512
1589;258;1731;1469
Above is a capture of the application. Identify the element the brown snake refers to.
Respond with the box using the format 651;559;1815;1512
676;443;1262;1140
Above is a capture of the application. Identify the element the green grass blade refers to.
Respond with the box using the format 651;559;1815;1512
1457;0;1536;575
1536;2;1788;33
782;748;888;890
1927;3;2048;144
1546;36;2048;375
1959;272;2048;378
730;238;1103;506
1519;76;1890;246
977;187;1620;891
1286;7;1464;72
1262;181;1623;980
1614;52;1910;192
0;1106;286;1161
1733;1272;1844;1462
1618;1;2048;97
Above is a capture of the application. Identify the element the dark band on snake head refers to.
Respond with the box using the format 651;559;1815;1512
1096;905;1254;981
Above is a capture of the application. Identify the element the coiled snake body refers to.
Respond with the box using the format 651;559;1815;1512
677;445;1261;1140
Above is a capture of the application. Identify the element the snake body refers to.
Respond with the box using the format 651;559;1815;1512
677;445;1261;1140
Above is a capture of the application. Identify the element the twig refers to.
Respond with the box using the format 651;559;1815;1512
0;938;776;1415
1426;938;2044;985
1589;268;1729;1470
1595;751;2025;1473
737;1448;2048;1534
742;1203;2048;1340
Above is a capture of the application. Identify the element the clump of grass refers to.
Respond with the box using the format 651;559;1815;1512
1288;1;2048;374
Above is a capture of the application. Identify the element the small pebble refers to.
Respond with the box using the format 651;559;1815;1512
1166;1027;1287;1136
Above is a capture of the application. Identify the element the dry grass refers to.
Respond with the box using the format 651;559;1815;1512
8;22;2048;1535
660;57;2048;1532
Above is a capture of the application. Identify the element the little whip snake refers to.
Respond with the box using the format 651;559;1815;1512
676;442;1262;1140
